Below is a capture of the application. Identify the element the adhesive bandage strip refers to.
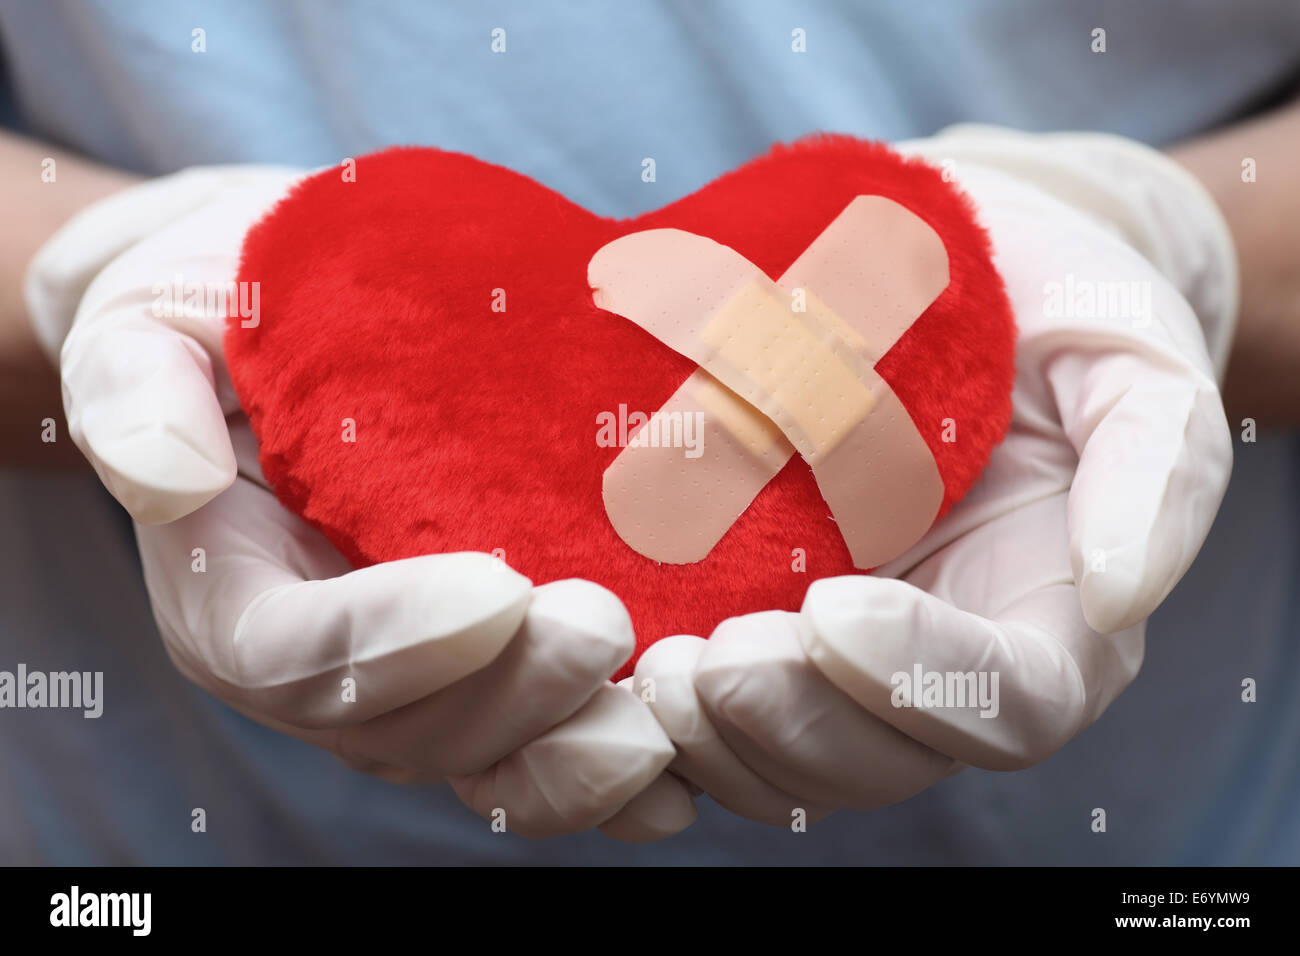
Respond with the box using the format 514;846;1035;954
589;195;949;569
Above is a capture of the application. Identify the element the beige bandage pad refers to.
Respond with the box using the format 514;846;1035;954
590;195;949;569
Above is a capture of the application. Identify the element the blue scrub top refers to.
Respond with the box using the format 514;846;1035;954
1;0;1297;864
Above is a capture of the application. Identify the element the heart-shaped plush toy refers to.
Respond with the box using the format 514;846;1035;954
226;136;1015;676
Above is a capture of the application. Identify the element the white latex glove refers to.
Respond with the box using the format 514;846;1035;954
28;168;693;841
633;125;1236;824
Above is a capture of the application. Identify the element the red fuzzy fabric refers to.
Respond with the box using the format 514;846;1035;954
226;136;1016;678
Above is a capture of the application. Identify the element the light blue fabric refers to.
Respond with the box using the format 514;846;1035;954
1;0;1297;864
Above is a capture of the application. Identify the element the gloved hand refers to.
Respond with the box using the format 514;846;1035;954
27;167;695;841
632;125;1237;824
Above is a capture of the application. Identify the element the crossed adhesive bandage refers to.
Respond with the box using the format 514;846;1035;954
589;196;949;570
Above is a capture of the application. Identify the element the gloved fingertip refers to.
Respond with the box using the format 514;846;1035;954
693;611;804;717
1077;563;1149;634
803;573;916;633
89;427;237;524
598;773;698;843
528;578;636;661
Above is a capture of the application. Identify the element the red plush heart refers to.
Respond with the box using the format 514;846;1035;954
226;136;1015;677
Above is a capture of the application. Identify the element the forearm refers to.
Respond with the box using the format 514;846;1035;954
0;129;139;466
1167;97;1300;427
